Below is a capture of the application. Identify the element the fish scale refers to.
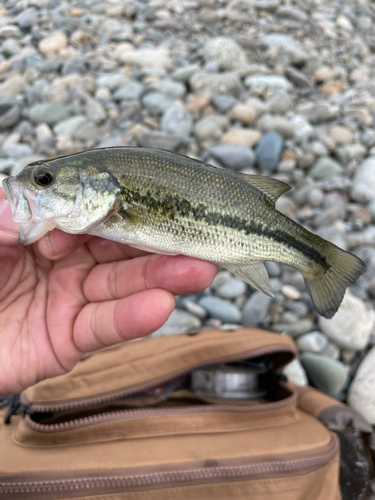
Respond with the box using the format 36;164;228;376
3;146;366;319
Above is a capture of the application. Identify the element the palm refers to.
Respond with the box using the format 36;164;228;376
0;225;217;396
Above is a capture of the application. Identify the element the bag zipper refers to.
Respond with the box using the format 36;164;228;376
20;344;296;415
0;435;338;498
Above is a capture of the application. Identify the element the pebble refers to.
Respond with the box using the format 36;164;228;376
242;292;272;327
151;309;201;336
190;72;242;98
29;102;70;126
0;74;26;96
229;104;256;125
142;92;172;116
309;157;343;180
283;359;308;386
53;115;87;137
281;285;300;301
218;278;247;299
351;157;375;203
137;130;181;152
255;131;284;172
86;99;106;124
329;125;353;145
38;33;68;56
245;75;292;94
272;319;314;337
206;144;254;170
221;128;261;147
266;90;291;115
300;353;348;396
348;346;375;423
113;82;144;101
194;115;229;142
296;331;329;353
203;37;249;72
198;296;243;324
96;73;128;91
117;48;172;69
161;105;192;141
257;115;295;139
319;291;375;351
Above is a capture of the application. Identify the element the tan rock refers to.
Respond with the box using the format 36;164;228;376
229;104;256;124
38;32;68;56
0;73;26;96
329;125;353;145
186;95;210;112
221;128;261;147
320;81;346;96
349;67;370;83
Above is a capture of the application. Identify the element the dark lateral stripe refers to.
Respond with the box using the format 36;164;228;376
203;210;329;271
120;188;329;270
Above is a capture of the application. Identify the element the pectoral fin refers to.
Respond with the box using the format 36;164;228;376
224;262;274;297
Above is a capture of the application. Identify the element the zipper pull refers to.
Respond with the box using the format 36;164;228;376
2;394;33;425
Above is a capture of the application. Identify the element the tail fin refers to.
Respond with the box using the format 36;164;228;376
304;245;366;319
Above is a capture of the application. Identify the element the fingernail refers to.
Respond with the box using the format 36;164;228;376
46;230;77;255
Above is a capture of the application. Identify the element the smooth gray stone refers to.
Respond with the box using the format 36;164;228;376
266;90;292;114
61;56;88;76
53;115;88;137
212;94;239;112
242;292;272;327
203;37;249;72
96;73;129;91
256;131;284;172
161;105;192;141
309;157;343;180
300;353;348;397
272;319;314;337
198;296;242;324
173;65;201;83
137;130;181;152
142;92;173;116
151;309;201;336
113;82;144;101
264;261;281;277
15;8;39;28
296;331;328;353
0;106;20;129
207;144;254;170
29;103;70;126
148;79;186;99
190;71;242;98
352;157;375;203
2;143;33;158
348;346;375;424
218;277;247;299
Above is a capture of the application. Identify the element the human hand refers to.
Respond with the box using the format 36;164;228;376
0;188;217;396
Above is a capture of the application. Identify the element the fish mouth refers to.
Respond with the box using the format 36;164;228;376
2;177;54;245
2;177;32;223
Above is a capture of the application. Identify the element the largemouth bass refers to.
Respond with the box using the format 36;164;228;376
2;147;366;319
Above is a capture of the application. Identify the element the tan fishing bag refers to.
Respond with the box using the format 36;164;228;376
0;328;373;500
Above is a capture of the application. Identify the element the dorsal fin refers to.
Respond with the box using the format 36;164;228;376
237;174;291;203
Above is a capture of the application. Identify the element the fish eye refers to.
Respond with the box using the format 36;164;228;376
34;168;54;187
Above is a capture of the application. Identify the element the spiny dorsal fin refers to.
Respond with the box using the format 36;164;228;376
237;174;291;204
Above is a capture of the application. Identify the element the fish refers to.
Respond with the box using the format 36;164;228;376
2;146;366;319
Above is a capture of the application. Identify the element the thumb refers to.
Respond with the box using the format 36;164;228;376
0;188;20;245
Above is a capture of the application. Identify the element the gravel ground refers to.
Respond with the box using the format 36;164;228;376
1;0;375;427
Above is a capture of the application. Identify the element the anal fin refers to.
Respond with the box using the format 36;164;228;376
224;262;274;297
